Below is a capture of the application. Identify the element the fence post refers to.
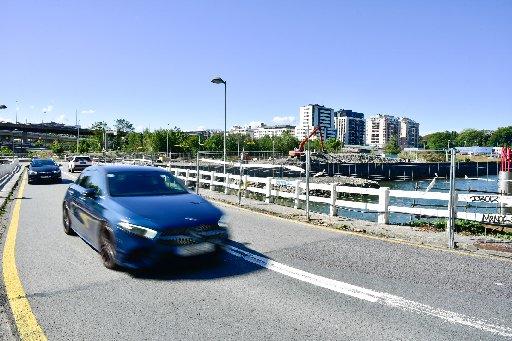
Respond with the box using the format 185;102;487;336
185;169;190;187
196;153;200;194
265;177;272;203
243;175;248;198
329;183;337;217
224;173;230;194
294;180;300;209
377;187;390;224
210;171;215;191
447;148;456;248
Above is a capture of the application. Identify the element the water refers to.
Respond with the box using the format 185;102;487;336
310;176;502;225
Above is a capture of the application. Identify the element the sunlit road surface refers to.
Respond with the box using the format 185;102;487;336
7;169;512;340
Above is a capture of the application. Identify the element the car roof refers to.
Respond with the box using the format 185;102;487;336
73;155;91;158
88;165;168;173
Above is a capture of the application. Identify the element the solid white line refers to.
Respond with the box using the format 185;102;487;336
224;244;512;338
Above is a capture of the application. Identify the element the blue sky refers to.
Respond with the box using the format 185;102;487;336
1;0;510;134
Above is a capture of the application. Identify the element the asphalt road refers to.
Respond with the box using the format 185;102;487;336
7;169;512;340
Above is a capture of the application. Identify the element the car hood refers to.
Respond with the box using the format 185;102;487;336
110;193;223;229
31;165;60;172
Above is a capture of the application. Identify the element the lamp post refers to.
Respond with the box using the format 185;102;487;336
211;77;227;173
75;109;80;153
166;123;170;158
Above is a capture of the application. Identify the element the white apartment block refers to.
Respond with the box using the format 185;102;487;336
253;125;295;139
399;117;420;148
294;104;336;141
365;115;400;148
229;125;255;138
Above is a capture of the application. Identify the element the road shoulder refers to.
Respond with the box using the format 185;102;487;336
0;166;25;340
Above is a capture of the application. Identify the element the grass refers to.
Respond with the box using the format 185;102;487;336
406;219;512;240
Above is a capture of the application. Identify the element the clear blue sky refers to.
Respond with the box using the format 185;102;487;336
1;0;510;134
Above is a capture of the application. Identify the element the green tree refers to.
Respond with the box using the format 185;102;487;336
384;136;401;155
455;129;489;147
50;140;64;154
488;126;512;147
204;134;223;152
0;146;13;155
114;119;135;150
324;137;341;153
423;131;458;150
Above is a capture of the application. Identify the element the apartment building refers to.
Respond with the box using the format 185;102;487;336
253;125;295;138
399;117;420;148
294;104;336;140
334;110;365;146
365;115;400;148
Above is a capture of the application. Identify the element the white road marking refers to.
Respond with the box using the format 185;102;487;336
224;244;512;338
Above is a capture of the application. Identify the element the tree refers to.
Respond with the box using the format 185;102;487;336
487;126;512;147
0;146;13;155
114;119;134;134
455;129;489;147
204;134;223;152
384;136;401;155
50;140;64;154
324;137;341;153
423;131;458;150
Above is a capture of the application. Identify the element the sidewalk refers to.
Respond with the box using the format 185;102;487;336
199;187;512;260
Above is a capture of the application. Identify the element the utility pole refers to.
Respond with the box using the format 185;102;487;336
76;109;80;153
447;148;456;248
306;126;311;221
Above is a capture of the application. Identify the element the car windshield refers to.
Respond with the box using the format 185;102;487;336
75;157;91;162
107;170;188;197
31;159;56;167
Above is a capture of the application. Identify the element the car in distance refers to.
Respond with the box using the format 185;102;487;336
28;158;62;184
62;165;229;270
68;155;92;173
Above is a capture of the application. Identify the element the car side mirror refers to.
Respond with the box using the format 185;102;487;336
83;188;97;198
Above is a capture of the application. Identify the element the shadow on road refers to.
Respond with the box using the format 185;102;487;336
128;241;267;281
27;179;74;185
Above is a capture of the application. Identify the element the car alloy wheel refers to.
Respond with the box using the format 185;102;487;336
62;204;76;235
100;229;117;269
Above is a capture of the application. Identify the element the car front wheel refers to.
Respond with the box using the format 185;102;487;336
62;203;76;235
100;228;117;270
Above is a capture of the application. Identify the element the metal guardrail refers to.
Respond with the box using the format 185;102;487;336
0;158;20;188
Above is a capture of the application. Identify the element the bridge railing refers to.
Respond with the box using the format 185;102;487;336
0;158;20;188
169;167;512;227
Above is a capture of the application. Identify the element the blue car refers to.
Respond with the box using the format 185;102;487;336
62;165;229;270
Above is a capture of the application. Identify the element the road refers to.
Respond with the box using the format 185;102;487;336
4;169;512;340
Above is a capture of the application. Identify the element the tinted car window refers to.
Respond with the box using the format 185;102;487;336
77;171;104;196
108;171;187;197
74;157;91;162
31;159;56;167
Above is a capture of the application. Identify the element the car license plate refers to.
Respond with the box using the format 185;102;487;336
80;162;85;164
176;243;215;256
41;176;51;179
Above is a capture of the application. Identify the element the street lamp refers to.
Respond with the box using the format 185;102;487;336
211;76;227;173
0;104;7;110
166;123;170;158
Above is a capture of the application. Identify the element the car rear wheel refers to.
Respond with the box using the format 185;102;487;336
62;203;76;235
100;228;117;270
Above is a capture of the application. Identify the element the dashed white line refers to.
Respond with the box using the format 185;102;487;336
224;244;512;338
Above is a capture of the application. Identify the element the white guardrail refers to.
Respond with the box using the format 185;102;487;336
0;158;20;188
169;167;512;226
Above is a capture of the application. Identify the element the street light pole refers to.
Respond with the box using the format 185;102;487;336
166;123;170;158
211;77;227;174
76;109;80;153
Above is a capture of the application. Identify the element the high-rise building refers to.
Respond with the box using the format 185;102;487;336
399;117;420;148
365;115;400;148
334;110;365;146
294;104;336;141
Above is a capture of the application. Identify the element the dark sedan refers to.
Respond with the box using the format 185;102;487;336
62;165;229;270
28;158;62;184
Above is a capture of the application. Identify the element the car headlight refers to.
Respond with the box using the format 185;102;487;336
218;215;229;229
118;221;158;239
53;169;61;173
28;170;37;175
